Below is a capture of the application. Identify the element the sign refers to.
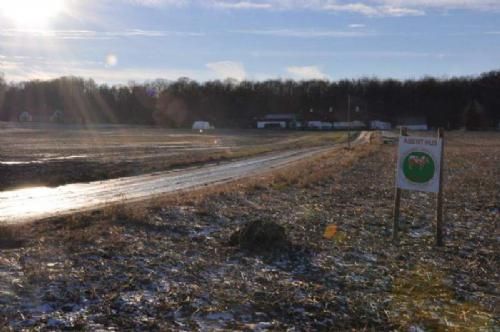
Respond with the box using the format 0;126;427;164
396;136;442;193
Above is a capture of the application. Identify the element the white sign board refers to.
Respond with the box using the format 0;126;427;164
396;136;443;193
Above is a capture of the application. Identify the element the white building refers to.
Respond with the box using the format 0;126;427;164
333;121;366;130
257;120;287;129
306;121;333;130
192;121;214;130
370;120;392;130
257;113;298;129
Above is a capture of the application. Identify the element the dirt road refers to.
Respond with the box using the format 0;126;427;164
0;133;369;224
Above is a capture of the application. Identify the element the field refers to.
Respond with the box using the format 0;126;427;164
0;122;346;191
0;130;499;330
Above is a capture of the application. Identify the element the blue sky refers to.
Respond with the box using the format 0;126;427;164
0;0;499;84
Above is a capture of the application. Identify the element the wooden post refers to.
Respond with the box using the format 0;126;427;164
393;127;407;243
436;128;445;246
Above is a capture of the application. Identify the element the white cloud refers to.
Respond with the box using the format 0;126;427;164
380;6;425;16
1;63;209;84
212;1;273;9
324;3;424;16
348;23;366;29
206;61;247;80
0;28;204;39
286;66;329;80
123;0;188;7
324;3;378;15
0;60;21;70
372;0;500;11
123;0;500;15
0;54;211;83
252;50;451;58
233;28;374;37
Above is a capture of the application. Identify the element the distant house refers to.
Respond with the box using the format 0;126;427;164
333;121;366;130
257;113;299;129
370;120;391;130
50;110;64;123
397;116;428;131
192;121;214;130
18;112;33;122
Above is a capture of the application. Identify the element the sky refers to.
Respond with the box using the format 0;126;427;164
0;0;499;84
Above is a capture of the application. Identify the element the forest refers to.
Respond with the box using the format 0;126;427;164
0;70;499;129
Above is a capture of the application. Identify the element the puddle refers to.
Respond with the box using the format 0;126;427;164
0;155;89;165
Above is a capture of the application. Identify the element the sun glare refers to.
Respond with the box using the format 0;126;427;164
0;0;64;28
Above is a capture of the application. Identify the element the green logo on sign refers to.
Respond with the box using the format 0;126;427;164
402;151;435;183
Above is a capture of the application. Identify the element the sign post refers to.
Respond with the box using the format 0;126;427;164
435;128;445;246
392;127;407;243
393;128;445;246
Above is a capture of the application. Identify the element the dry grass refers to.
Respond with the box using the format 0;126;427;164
2;132;497;330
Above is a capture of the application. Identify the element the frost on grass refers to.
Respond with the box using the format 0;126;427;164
0;132;498;330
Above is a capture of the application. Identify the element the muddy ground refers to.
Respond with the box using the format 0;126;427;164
0;131;499;330
0;122;345;191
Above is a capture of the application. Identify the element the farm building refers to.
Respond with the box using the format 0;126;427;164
51;110;64;123
397;116;428;131
257;114;299;129
306;121;333;130
370;120;392;130
192;121;214;130
18;112;33;122
333;121;366;130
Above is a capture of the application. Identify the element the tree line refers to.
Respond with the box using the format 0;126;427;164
0;71;499;129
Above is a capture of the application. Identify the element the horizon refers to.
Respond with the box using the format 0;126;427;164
3;69;500;87
1;1;500;84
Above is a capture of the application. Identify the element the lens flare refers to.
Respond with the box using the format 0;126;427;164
106;54;118;67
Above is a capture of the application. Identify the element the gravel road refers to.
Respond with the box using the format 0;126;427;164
0;134;368;224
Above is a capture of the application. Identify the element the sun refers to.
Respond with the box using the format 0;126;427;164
0;0;65;28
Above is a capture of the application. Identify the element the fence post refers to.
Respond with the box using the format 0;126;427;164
393;127;407;243
436;128;445;246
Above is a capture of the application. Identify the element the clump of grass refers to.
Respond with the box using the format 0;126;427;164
103;202;150;226
0;224;26;249
228;219;289;253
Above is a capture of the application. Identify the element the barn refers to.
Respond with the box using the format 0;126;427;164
370;120;392;130
257;114;299;129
